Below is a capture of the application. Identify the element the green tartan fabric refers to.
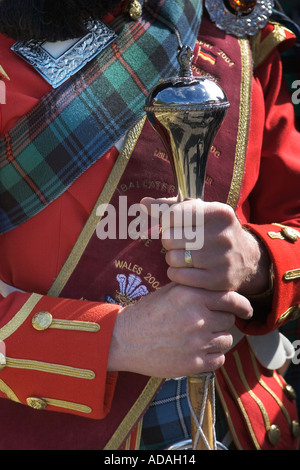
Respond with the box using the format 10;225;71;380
0;0;203;234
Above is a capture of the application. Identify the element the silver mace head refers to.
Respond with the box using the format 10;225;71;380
144;46;230;201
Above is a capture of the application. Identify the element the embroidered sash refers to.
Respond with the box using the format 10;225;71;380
0;0;202;234
53;16;253;450
0;15;253;450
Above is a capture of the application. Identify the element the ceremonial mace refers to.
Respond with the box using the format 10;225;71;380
144;46;229;450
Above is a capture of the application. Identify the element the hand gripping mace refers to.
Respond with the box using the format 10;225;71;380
145;46;229;450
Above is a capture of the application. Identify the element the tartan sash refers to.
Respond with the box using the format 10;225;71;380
0;0;203;234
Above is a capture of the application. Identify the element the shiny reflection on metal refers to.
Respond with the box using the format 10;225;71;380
205;0;274;37
166;439;228;450
144;46;229;201
167;439;192;450
145;45;229;450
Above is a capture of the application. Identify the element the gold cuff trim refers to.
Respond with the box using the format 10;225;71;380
6;357;95;380
49;319;100;332
42;397;92;414
32;311;100;332
0;293;42;341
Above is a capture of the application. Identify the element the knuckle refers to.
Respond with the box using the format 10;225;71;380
204;353;226;372
209;201;235;221
161;234;173;250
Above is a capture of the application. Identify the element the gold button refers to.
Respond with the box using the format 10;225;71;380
128;0;142;20
0;352;6;371
277;305;300;324
26;397;47;410
32;311;53;331
268;424;281;445
292;421;300;439
285;384;297;401
291;305;300;321
281;226;299;242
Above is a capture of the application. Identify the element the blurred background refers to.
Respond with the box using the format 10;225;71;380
279;0;300;25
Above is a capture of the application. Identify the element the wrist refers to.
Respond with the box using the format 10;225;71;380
246;263;274;300
239;229;272;297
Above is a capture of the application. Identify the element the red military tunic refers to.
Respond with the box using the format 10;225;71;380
0;13;299;449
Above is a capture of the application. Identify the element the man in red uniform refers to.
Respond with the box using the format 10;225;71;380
0;0;299;450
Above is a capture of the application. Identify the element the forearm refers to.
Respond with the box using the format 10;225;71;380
0;290;120;418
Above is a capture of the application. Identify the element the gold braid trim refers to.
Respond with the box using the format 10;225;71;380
0;293;42;341
48;117;146;297
215;374;243;450
0;378;21;403
104;376;162;450
249;348;292;425
226;38;252;209
6;357;95;380
233;350;271;433
219;363;261;450
41;397;92;414
250;22;292;69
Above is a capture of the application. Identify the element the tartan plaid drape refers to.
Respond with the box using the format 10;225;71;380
0;0;202;234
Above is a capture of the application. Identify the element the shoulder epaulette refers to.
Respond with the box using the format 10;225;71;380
250;22;296;69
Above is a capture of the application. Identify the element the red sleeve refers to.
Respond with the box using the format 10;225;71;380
0;291;120;419
237;48;300;335
0;34;122;417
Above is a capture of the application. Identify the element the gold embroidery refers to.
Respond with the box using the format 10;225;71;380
32;311;100;332
215;374;243;450
210;145;221;159
134;419;143;450
217;49;235;67
268;231;285;240
227;38;252;209
124;435;131;450
0;293;43;341
205;174;214;185
191;64;219;81
277;305;300;324
123;418;143;449
234;351;271;433
284;269;300;281
196;39;214;50
49;319;100;332
0;378;21;403
104;377;163;450
220;364;260;449
249;348;292;425
6;357;95;380
48;117;146;297
272;224;300;242
41;397;92;414
0;65;10;81
250;23;291;69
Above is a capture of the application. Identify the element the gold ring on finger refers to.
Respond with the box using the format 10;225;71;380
184;249;193;268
